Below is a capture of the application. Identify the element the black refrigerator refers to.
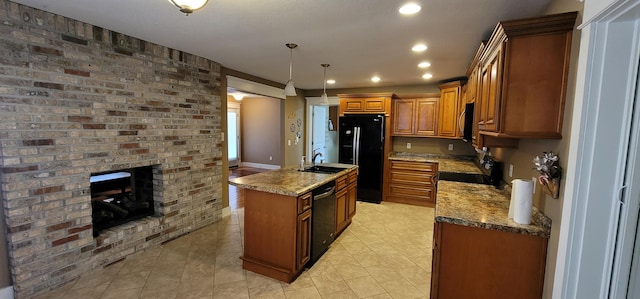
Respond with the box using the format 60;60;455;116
338;114;384;203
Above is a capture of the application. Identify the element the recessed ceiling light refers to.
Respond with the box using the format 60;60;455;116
412;44;428;52
422;73;433;79
371;76;381;83
418;61;431;68
326;79;336;84
399;3;421;15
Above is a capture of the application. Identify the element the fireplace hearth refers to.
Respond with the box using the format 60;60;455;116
90;166;156;236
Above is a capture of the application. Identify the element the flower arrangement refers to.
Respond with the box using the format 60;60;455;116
533;151;562;198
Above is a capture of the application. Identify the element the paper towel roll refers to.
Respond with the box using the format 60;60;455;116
510;179;533;224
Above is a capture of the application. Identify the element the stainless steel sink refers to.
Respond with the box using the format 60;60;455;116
301;165;345;174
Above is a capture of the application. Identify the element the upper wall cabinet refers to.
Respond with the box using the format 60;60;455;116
392;95;439;137
438;81;465;138
338;93;393;115
476;11;577;140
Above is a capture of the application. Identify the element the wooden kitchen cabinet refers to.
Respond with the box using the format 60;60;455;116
467;42;485;148
391;95;439;137
338;93;393;115
386;160;437;206
475;12;577;140
335;171;357;236
431;222;548;299
242;189;312;283
296;208;312;270
438;81;464;138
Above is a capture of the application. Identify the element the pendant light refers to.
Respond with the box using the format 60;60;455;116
168;0;209;15
320;64;330;104
284;43;298;96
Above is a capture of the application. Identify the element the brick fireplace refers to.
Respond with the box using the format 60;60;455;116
0;1;224;297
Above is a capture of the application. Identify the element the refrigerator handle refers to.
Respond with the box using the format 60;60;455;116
354;127;361;165
352;127;357;165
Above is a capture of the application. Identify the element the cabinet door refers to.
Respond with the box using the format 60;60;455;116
335;188;348;234
415;98;438;136
481;47;502;132
467;67;478;103
392;100;415;135
342;98;365;112
347;183;357;218
363;98;386;112
437;88;459;137
296;209;312;270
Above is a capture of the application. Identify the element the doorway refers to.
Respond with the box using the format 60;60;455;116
311;106;338;164
306;97;340;163
228;102;240;168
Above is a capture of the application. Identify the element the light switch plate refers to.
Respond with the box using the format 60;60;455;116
509;164;514;177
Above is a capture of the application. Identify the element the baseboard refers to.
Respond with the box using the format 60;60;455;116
240;162;280;170
0;286;13;299
221;206;231;218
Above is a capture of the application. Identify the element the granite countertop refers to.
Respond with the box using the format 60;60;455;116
436;181;551;238
389;152;550;237
228;163;358;197
388;152;483;174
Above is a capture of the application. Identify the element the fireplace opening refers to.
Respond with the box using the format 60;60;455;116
90;165;156;236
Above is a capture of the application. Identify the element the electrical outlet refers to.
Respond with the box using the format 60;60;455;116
288;140;291;146
509;164;514;177
448;144;454;151
407;142;412;149
532;177;537;194
269;156;273;161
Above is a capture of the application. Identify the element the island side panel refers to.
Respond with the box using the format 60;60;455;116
241;189;299;282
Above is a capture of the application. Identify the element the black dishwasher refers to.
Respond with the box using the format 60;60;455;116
309;181;336;266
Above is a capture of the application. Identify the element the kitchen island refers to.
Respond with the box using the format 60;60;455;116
432;180;551;299
229;163;358;283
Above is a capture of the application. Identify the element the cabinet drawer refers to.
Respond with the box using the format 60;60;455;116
336;175;348;191
390;172;434;186
391;161;436;172
297;192;312;214
388;184;433;200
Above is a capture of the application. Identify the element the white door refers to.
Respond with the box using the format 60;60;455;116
228;106;240;167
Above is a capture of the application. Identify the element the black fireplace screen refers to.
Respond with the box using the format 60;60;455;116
90;165;155;236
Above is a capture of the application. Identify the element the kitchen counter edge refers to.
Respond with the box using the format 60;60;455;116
228;164;358;197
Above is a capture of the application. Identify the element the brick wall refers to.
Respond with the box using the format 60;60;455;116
0;1;223;297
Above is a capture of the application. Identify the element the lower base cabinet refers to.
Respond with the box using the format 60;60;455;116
386;160;437;206
336;171;358;236
241;189;311;283
431;222;548;299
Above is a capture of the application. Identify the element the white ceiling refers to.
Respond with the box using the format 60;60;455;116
13;0;551;90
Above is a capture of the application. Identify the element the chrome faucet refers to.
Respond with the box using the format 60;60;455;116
312;149;323;166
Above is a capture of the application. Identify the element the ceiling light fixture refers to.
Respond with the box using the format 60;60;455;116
422;73;433;79
232;94;244;101
399;3;422;15
326;79;336;84
284;43;298;96
418;61;431;68
321;64;330;104
371;76;381;83
168;0;209;15
412;44;428;52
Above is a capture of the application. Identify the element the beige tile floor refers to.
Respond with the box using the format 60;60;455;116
37;200;434;299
